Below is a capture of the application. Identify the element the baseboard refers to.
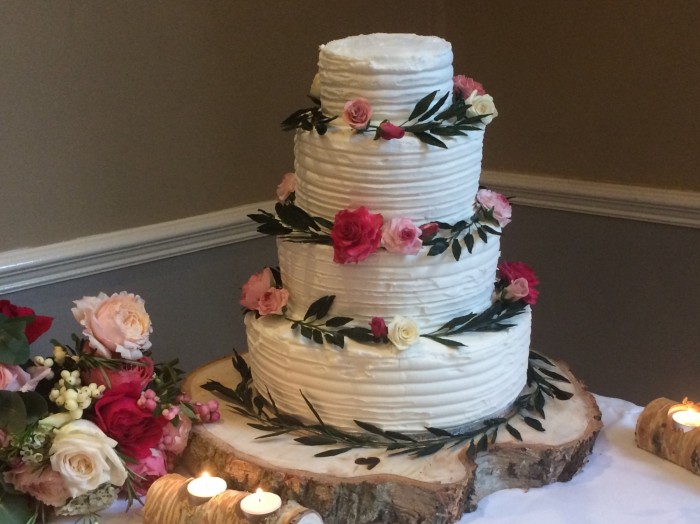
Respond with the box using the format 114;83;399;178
482;171;700;229
0;201;274;294
2;173;698;294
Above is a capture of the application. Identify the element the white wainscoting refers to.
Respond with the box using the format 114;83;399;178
2;173;698;294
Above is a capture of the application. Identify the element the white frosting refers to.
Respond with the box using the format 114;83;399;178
279;238;500;332
319;34;454;122
294;127;484;223
246;309;531;434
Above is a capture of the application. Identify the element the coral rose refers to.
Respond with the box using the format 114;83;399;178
49;419;127;498
4;463;71;507
240;268;275;311
382;217;423;255
342;98;372;130
504;278;530;302
257;288;289;316
476;189;512;227
498;261;540;305
72;292;152;360
92;382;166;460
330;207;383;264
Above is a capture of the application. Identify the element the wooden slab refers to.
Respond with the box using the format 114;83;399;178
181;357;602;524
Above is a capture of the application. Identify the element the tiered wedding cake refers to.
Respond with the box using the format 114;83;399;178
240;33;538;435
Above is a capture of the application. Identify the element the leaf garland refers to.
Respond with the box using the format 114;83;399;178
284;294;526;350
281;90;487;149
248;200;500;262
202;349;573;469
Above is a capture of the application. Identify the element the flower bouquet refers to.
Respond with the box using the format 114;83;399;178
0;293;219;523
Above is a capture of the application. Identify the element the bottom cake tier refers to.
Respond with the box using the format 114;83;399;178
245;308;531;434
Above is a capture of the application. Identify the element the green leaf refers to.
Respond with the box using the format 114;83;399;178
408;90;438;121
0;391;28;433
420;334;465;347
300;390;325;427
275;202;319;231
354;456;381;470
465;233;475;253
313;216;334;230
425;426;454;437
304;295;335;321
413;441;445;457
0;490;35;524
522;416;545;432
427;239;449;256
337;327;376;344
18;392;48;424
418;90;449;122
295;435;338;446
414;132;447;149
505;423;522;441
477;227;488;243
430;127;467;137
324;317;353;328
537;367;571;383
476;434;489;452
300;325;313;340
384;430;417;442
315;447;353;457
529;351;553;365
354;419;391;438
0;316;31;365
479;224;502;236
451;238;462;260
257;222;293;236
312;329;324;345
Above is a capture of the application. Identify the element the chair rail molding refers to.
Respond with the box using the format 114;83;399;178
2;173;698;294
482;171;700;229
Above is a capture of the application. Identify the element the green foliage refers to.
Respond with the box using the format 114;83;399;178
0;315;32;365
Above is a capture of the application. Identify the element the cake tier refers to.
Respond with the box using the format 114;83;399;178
279;239;500;332
319;33;454;123
294;127;484;223
245;308;531;434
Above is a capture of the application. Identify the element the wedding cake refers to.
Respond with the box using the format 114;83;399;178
240;33;538;435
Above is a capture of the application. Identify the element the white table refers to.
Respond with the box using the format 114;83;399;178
55;395;700;523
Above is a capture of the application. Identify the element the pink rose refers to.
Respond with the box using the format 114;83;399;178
330;207;383;264
257;287;289;316
419;222;440;241
240;268;275;311
128;448;168;495
453;75;485;99
498;261;540;305
0;300;53;344
0;363;45;392
342;98;372;130
377;121;405;140
276;172;296;202
369;317;388;339
504;278;530;302
476;189;512;227
72;292;152;360
3;463;71;507
382;217;423;255
81;357;154;390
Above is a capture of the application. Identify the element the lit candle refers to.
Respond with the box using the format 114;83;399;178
671;409;700;432
240;488;282;520
186;472;227;505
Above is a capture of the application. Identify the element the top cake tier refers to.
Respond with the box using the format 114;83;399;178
319;33;454;122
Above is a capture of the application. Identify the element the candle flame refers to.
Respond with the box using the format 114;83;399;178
681;397;700;411
256;487;263;502
201;472;210;479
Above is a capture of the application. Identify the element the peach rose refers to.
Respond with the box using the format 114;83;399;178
3;463;71;507
72;292;152;360
504;278;530;302
476;189;511;227
257;288;289;316
342;98;372;130
240;268;275;311
276;172;296;202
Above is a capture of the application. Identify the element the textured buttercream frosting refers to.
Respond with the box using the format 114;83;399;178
319;33;454;123
246;309;531;433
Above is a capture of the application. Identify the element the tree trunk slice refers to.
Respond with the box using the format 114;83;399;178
143;473;323;524
181;356;602;524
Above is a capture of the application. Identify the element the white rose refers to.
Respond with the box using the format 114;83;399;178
72;291;152;360
466;93;498;124
49;420;127;498
387;316;420;350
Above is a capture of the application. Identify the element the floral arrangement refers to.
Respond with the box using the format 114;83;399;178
0;293;219;523
240;261;538;351
282;74;497;149
251;178;511;266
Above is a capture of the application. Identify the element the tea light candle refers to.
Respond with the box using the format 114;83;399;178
186;472;227;505
240;488;282;519
671;409;700;432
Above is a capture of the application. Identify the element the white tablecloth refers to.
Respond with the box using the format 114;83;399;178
55;395;700;523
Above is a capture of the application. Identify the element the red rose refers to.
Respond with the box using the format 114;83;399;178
419;222;440;241
498;261;540;305
376;121;405;140
0;300;53;344
369;317;388;339
92;382;166;459
81;357;154;390
330;207;383;264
